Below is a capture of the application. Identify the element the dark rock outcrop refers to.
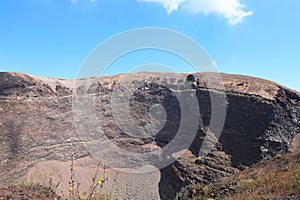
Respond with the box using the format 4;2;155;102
0;72;299;199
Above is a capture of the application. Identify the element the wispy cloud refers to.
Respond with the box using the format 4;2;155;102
70;0;96;4
137;0;253;25
137;0;185;14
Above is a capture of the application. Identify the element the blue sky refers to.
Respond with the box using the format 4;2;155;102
0;0;299;91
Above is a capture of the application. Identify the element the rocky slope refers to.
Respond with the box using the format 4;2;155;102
0;72;299;199
178;152;300;200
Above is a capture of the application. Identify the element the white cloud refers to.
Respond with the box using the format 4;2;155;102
70;0;96;3
137;0;253;25
138;0;186;14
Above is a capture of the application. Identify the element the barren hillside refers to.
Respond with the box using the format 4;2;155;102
0;72;299;199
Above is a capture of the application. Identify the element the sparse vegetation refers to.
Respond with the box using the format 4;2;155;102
17;178;59;197
18;179;60;197
2;154;300;200
48;177;60;194
68;154;112;200
179;152;300;200
0;182;61;200
294;168;300;192
0;155;116;200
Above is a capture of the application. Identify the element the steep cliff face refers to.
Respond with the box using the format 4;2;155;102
0;72;299;199
178;152;300;200
158;86;300;199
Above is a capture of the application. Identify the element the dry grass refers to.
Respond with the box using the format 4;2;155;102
181;152;300;200
0;183;61;200
223;153;300;199
0;156;117;200
228;166;300;199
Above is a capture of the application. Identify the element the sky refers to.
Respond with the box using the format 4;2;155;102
0;0;299;91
